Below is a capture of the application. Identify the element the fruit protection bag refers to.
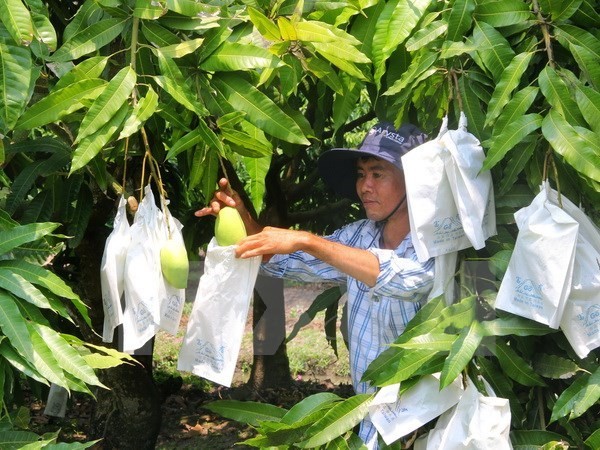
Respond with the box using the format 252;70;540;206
402;117;469;262
402;114;496;263
442;112;496;250
158;205;186;336
495;182;579;329
122;185;163;352
177;237;261;387
369;374;464;445
558;193;600;358
414;378;512;450
100;196;131;342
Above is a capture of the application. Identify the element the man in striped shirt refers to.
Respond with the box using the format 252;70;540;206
196;122;435;448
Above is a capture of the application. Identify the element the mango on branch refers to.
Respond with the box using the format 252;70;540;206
215;206;247;246
160;239;189;288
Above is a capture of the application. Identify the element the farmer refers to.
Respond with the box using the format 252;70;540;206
196;122;435;448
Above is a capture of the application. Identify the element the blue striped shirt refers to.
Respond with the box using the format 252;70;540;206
261;219;435;447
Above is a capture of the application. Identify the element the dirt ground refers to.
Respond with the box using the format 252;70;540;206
30;282;354;449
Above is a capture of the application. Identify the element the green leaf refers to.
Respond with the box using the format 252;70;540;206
538;0;582;21
472;21;514;81
488;339;546;387
153;37;204;59
440;320;483;389
538;66;586;127
482;113;542;170
49;17;128;62
243;154;270;214
53;56;109;91
0;258;81;302
458;76;486;140
406;20;447;51
511;430;573;447
305;56;345;95
395;332;456;351
213;73;310;145
485;52;534;127
31;323;105;388
492;86;539;138
222;124;273;158
0;222;60;256
311;43;370;81
0;0;34;45
287;287;343;342
585;428;600;450
474;0;533;27
282;392;341;425
15;79;106;130
371;0;431;87
247;6;281;41
569;43;600;90
26;321;69;388
0;291;34;362
446;0;475;42
0;269;54;311
165;0;219;17
384;51;438;96
298;394;372;448
118;86;159;140
554;24;600;64
75;66;136;143
155;53;207;116
480;315;555;337
497;138;536;196
551;366;600;422
71;103;130;173
533;353;579;379
134;0;167;19
541;109;600;184
0;41;33;133
574;83;600;133
205;400;287;427
200;42;282;72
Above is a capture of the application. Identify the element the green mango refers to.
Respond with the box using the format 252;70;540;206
215;206;247;246
160;239;189;288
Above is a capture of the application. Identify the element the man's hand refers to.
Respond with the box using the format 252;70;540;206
194;178;240;218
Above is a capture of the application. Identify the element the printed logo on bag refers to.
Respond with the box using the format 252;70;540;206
577;305;600;332
194;339;225;371
514;277;544;309
432;215;464;244
134;302;154;332
163;294;183;321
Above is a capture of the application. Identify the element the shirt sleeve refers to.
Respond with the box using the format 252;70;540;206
368;246;435;300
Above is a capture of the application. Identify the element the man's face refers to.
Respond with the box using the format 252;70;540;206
355;157;406;221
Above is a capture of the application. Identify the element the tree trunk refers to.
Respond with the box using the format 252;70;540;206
73;197;162;449
249;276;292;389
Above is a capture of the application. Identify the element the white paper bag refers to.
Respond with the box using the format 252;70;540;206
100;196;131;342
177;238;261;387
369;374;464;445
428;251;458;306
557;193;600;358
122;185;163;352
495;182;579;328
442;112;496;250
415;378;512;450
158;206;186;336
403;118;471;262
43;383;69;418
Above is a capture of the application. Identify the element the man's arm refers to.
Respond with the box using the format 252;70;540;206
235;226;380;287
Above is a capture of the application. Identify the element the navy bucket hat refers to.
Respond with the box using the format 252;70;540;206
318;122;428;201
